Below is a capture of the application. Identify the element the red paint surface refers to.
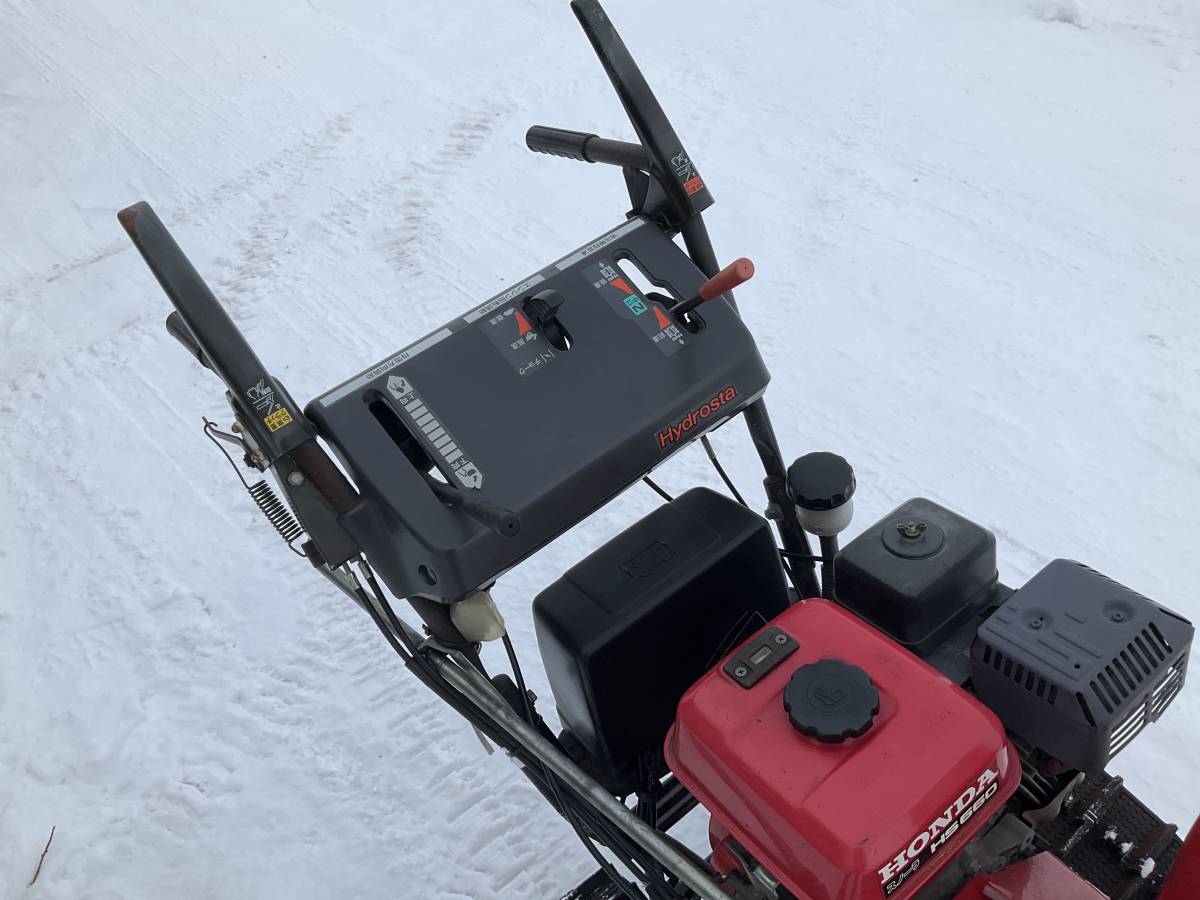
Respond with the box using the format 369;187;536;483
954;853;1106;899
1160;818;1200;900
666;599;1020;900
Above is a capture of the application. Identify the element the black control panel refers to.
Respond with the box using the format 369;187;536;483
306;217;770;601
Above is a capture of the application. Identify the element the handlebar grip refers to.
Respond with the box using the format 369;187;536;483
526;126;596;161
526;126;650;170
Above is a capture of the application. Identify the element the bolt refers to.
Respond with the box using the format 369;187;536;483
250;450;266;464
897;520;927;540
231;421;244;433
774;634;789;646
287;470;306;487
734;666;749;678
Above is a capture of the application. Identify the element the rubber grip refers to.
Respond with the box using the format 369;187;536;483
698;257;755;301
526;126;596;161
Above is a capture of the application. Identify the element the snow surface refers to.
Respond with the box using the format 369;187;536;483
2;0;1198;897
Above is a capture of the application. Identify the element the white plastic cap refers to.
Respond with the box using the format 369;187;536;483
449;589;507;643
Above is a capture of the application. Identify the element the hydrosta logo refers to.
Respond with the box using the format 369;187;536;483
656;386;738;450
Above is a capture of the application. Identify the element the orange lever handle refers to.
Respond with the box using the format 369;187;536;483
698;257;755;301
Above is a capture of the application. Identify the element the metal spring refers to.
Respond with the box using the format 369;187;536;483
247;479;305;547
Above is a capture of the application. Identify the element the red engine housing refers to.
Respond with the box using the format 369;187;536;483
665;599;1021;900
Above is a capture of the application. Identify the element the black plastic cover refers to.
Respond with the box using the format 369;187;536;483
306;218;770;601
972;559;1193;773
533;487;789;794
833;498;998;656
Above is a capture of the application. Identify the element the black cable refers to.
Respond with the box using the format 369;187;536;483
778;550;827;563
502;634;650;900
818;535;839;600
699;436;748;508
642;476;673;503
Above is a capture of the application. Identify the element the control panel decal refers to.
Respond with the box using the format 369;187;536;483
585;259;687;356
554;217;643;271
317;328;453;406
481;305;560;377
463;275;546;324
386;375;484;489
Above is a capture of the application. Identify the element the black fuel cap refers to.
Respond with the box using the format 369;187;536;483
783;659;879;743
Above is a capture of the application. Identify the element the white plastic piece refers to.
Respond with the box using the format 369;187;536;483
450;589;507;643
796;498;854;536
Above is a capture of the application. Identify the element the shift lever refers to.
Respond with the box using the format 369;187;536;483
672;257;755;320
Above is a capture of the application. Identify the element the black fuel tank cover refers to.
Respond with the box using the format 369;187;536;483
783;658;879;743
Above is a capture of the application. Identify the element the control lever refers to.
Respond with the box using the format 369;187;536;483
422;474;522;538
672;257;755;320
522;289;571;351
165;311;213;371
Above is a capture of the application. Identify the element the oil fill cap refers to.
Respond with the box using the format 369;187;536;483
783;659;879;743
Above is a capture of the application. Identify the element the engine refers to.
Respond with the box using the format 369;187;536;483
665;598;1020;899
533;490;1193;898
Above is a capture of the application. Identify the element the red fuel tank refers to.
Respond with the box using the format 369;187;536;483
665;599;1020;900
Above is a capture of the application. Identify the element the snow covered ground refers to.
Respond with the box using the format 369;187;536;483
1;0;1198;896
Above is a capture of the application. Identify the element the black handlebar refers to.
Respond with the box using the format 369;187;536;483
525;126;649;170
119;200;316;463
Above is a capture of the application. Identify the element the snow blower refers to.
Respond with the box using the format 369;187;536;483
117;2;1197;897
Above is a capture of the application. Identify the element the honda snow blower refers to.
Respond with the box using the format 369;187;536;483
117;2;1197;898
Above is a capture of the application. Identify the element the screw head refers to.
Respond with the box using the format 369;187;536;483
774;633;789;645
287;470;305;487
897;520;928;540
734;666;749;678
